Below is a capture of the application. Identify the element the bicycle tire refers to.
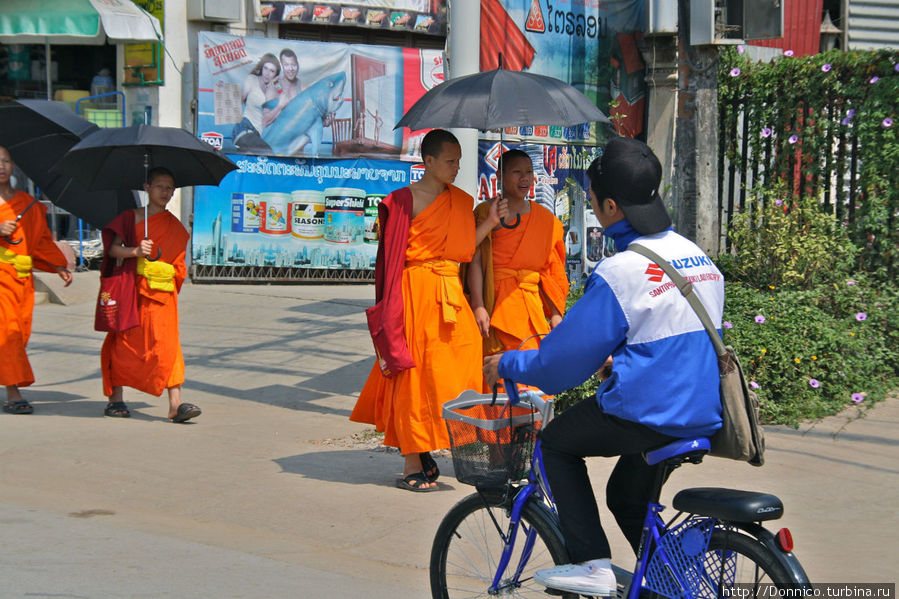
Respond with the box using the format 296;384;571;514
430;491;574;599
701;529;795;592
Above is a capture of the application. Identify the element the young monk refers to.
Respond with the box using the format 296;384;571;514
0;146;73;414
351;129;507;491
100;167;199;423
467;149;568;385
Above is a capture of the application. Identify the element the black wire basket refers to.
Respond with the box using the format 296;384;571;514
442;390;544;490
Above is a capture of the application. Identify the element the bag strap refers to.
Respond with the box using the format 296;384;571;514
628;243;726;358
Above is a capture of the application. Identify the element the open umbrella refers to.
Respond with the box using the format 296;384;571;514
395;62;609;227
0;99;138;230
53;124;238;256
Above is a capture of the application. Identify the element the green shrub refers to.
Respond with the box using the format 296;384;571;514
722;278;898;426
722;185;858;290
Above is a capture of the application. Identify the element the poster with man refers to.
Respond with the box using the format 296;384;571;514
197;31;444;160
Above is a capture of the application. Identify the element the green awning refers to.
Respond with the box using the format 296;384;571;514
0;0;161;45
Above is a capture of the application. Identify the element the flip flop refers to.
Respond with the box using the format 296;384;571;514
104;402;130;418
396;472;437;492
172;403;201;423
420;452;440;483
4;399;33;414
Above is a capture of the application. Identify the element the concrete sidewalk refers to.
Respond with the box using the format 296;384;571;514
1;272;896;597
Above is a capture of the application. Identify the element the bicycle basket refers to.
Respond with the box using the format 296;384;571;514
644;517;717;598
442;389;543;489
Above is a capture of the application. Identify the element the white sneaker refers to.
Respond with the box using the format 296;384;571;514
534;558;617;596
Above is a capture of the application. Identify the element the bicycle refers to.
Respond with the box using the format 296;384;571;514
430;385;811;598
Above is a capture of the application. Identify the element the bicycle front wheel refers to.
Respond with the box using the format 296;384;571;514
703;530;795;591
430;491;572;598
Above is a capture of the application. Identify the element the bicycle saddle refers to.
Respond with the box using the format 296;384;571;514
673;487;784;522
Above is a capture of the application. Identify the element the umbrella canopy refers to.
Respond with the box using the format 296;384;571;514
0;0;162;45
53;124;239;191
395;67;610;131
0;99;138;229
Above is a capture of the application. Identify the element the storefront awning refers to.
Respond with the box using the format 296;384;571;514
0;0;162;45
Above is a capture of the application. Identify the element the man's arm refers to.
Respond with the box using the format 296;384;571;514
494;275;628;394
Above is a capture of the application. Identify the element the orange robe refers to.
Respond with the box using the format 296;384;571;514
101;211;189;397
473;201;568;356
0;191;67;387
351;185;483;454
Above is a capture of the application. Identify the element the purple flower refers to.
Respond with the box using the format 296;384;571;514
841;116;852;126
851;393;864;403
821;64;831;72
895;63;899;72
737;45;745;54
723;321;733;329
788;134;799;144
846;279;857;286
869;76;879;84
856;312;867;321
784;50;794;57
847;109;856;118
750;381;760;389
755;315;766;324
884;118;893;128
809;379;820;389
730;67;741;77
761;127;772;138
775;199;783;206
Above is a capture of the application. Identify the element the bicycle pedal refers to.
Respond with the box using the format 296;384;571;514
541;588;579;598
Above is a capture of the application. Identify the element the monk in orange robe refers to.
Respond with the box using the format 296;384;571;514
0;146;73;414
351;129;506;491
468;149;568;387
100;167;199;423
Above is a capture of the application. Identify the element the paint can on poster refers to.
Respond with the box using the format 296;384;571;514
258;192;291;235
323;187;365;244
231;192;260;233
363;194;384;244
290;190;325;239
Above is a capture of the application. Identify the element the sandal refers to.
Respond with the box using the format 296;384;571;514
104;402;130;418
4;399;33;414
420;452;440;483
172;403;201;423
396;472;437;492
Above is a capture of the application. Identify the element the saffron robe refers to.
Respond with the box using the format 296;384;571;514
351;185;483;454
101;210;189;397
0;191;67;387
473;200;568;356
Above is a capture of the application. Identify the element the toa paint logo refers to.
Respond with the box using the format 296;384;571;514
410;164;426;182
200;132;223;149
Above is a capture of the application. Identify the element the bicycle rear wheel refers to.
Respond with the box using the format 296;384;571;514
702;530;794;591
430;491;572;598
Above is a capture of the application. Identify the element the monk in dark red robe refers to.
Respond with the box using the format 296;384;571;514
352;129;506;491
100;167;199;423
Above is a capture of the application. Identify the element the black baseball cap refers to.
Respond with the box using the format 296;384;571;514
592;137;671;235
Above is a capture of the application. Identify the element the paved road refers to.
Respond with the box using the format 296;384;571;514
1;273;896;597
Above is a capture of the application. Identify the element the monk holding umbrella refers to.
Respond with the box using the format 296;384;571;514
54;124;237;421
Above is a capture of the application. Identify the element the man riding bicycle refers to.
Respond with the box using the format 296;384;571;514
484;137;725;596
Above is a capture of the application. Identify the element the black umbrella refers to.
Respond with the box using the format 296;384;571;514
53;124;238;250
395;66;610;131
53;124;238;191
0;99;139;230
395;63;609;227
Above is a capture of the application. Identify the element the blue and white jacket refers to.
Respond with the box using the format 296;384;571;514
498;221;724;438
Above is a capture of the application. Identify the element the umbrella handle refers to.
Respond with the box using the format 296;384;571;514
4;212;27;244
146;247;162;262
4;235;23;245
499;215;521;229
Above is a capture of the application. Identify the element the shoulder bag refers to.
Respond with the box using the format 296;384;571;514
629;243;764;466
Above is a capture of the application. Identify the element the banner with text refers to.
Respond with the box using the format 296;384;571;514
192;154;421;271
197;31;444;160
480;0;646;145
258;0;446;35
